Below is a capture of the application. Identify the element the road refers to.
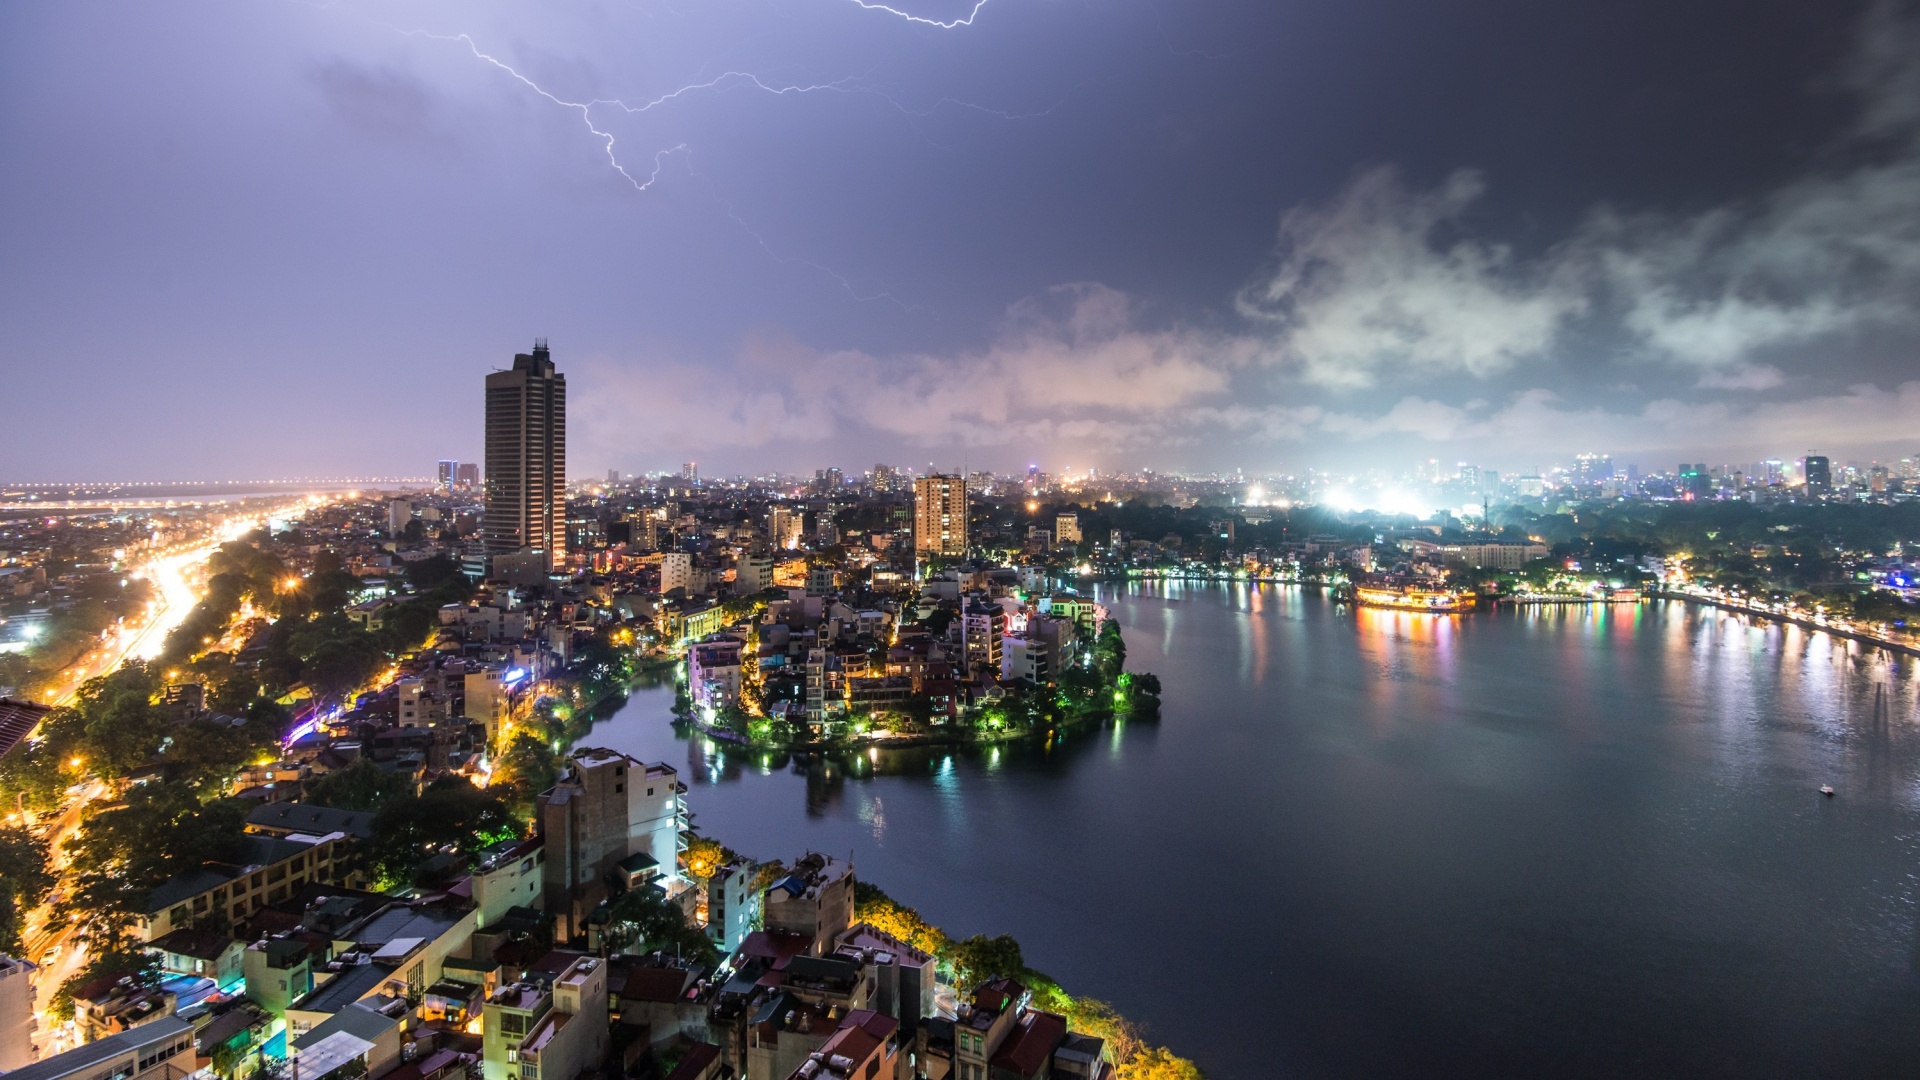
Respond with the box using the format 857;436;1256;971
19;516;262;1055
39;519;262;708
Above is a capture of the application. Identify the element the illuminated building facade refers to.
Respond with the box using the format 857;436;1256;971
914;474;968;557
484;341;567;565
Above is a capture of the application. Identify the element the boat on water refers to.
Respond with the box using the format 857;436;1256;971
1821;785;1835;796
1350;582;1479;613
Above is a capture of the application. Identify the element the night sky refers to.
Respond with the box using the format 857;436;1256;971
5;0;1918;479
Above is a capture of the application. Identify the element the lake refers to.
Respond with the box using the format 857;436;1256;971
588;582;1920;1078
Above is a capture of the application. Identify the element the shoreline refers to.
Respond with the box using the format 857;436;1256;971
1651;588;1920;659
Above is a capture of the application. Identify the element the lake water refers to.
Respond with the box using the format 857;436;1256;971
588;582;1920;1078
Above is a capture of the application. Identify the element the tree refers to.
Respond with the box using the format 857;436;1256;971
1093;620;1127;682
948;933;1024;994
210;1041;244;1080
359;778;517;888
305;758;412;813
59;784;250;949
1116;1047;1207;1080
683;836;727;882
851;882;949;958
49;946;162;1022
0;825;52;954
601;885;716;965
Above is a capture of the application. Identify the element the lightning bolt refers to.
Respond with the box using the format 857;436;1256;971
840;0;997;30
391;6;1048;306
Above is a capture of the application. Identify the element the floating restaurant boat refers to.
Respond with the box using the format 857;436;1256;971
1350;583;1479;612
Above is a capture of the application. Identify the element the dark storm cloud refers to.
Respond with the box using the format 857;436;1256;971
2;0;1914;478
572;3;1920;471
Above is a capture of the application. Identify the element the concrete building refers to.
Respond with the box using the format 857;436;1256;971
660;553;694;597
242;936;319;1017
704;860;763;957
293;997;408;1080
389;500;413;536
538;750;684;941
485;341;568;566
1054;513;1080;546
763;853;854;955
913;475;968;557
736;553;774;593
145;929;245;988
518;957;607;1080
139;831;354;941
777;1010;900;1080
470;838;546;926
0;954;37;1070
1441;542;1550;571
482;957;608;1080
465;664;511;737
0;1016;192;1080
687;638;745;711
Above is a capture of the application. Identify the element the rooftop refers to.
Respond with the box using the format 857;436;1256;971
0;1015;191;1080
247;802;377;840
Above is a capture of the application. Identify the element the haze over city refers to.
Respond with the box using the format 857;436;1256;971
7;1;1920;479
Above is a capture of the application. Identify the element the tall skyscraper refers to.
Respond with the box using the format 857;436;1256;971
456;462;480;489
437;459;458;490
682;462;699;485
1572;453;1613;485
485;341;567;564
915;474;968;557
1803;455;1832;493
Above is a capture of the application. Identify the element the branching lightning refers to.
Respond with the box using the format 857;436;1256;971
839;0;996;30
390;0;1036;306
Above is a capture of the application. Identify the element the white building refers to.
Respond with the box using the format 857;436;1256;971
0;954;37;1070
660;552;694;596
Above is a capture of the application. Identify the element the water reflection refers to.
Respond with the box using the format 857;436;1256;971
585;583;1920;1080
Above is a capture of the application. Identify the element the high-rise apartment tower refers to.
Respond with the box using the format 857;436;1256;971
914;474;968;557
485;341;567;564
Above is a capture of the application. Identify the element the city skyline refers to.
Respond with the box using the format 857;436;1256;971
7;2;1920;478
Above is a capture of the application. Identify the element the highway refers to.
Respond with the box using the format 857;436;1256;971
19;516;261;1055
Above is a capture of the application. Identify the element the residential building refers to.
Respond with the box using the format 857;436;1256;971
485;342;568;566
777;1010;900;1080
0;954;36;1070
482;957;608;1080
1054;514;1080;546
687;638;745;711
245;802;376;843
243;936;320;1017
145;929;246;988
293;997;408;1080
470;838;547;926
704;859;763;956
660;553;695;597
465;664;511;737
0;1016;192;1080
538;749;684;941
762;854;854;955
913;475;968;557
517;957;608;1080
835;925;935;1042
139;831;355;941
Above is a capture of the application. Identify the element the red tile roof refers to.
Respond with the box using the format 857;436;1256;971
989;1010;1068;1079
